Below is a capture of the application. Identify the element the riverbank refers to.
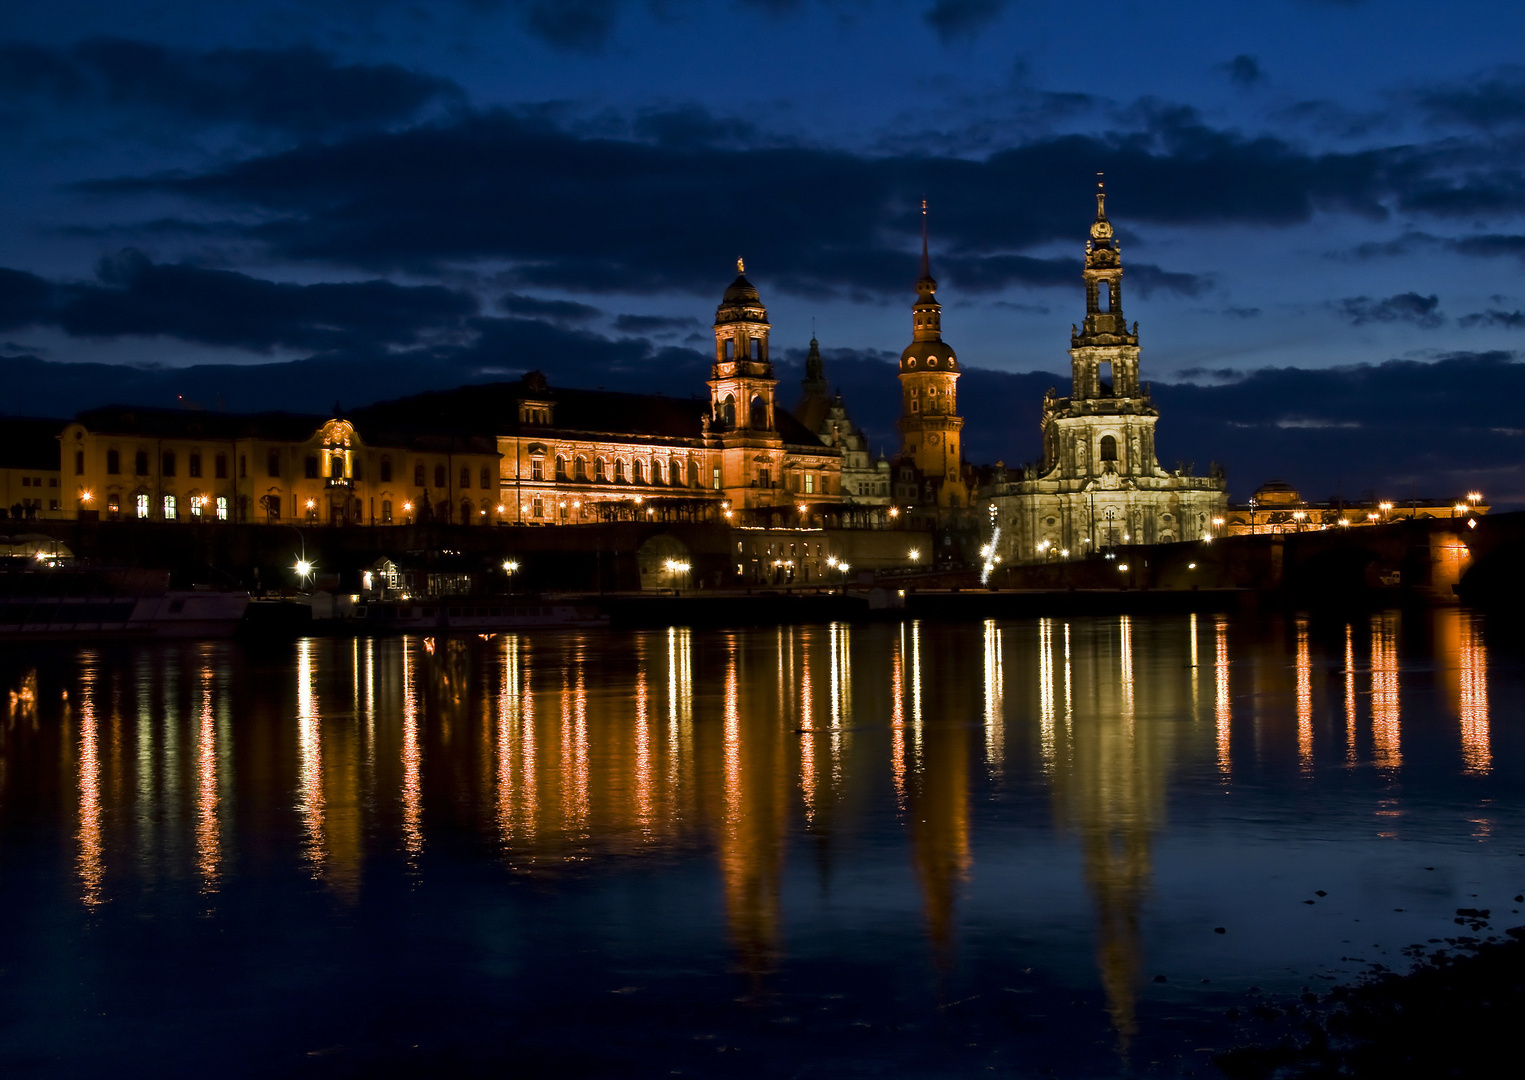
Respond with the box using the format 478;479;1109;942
1216;920;1525;1079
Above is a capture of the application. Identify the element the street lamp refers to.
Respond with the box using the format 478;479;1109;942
907;548;920;562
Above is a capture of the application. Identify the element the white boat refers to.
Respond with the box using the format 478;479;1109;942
0;575;250;639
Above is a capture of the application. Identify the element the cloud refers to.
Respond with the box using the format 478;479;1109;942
0;250;479;351
498;292;601;321
923;0;1007;42
613;313;700;333
1449;233;1525;261
1337;292;1443;328
510;0;623;51
1221;306;1261;319
1459;309;1525;329
83;103;1425;300
1221;55;1265;88
0;37;461;136
1417;66;1525;130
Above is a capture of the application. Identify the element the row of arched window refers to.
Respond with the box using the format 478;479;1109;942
548;453;705;488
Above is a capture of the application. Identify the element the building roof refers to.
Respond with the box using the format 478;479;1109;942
353;378;830;451
0;418;65;470
71;405;495;455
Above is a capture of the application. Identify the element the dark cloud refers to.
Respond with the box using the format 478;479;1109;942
1337;291;1443;328
923;0;1007;42
1417;66;1525;130
1459;309;1525;329
511;0;623;51
84;105;1423;298
0;250;478;351
498;292;601;321
0;37;460;135
1449;233;1525;261
613;313;700;333
1221;55;1265;87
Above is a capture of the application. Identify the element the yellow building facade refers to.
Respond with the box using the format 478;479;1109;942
59;409;500;525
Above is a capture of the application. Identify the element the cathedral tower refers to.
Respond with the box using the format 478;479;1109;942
896;202;967;508
992;180;1226;560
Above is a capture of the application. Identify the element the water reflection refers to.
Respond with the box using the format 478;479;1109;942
6;611;1514;1066
77;652;104;908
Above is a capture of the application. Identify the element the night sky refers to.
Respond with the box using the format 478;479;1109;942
3;1;1524;503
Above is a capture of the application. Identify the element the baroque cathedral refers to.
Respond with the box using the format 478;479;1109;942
988;181;1227;560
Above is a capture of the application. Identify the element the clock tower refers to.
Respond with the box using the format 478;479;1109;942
897;202;967;508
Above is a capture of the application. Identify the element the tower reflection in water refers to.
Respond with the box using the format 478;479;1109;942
29;609;1495;1047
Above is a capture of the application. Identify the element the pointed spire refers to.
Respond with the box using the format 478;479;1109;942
1095;172;1107;222
920;198;931;280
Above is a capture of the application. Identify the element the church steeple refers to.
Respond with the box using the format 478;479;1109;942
793;333;832;432
1073;174;1137;352
897;200;966;509
912;198;942;342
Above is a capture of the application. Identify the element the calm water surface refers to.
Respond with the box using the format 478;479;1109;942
1;611;1521;1078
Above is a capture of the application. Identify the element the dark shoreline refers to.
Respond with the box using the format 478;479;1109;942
1215;921;1525;1079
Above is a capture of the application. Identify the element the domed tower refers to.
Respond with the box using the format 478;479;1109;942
709;258;777;432
897;201;967;508
708;259;786;509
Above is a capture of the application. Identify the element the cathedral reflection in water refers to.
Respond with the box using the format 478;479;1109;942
14;608;1493;1044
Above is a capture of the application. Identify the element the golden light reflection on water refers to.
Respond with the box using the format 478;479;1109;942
1344;624;1359;767
1215;617;1231;775
1451;612;1491;776
1038;618;1056;773
19;613;1509;1052
401;640;423;862
195;669;219;894
296;639;325;878
1370;614;1401;772
76;652;104;908
1295;621;1313;772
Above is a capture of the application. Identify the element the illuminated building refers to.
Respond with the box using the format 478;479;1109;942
992;182;1228;561
793;335;892;508
370;264;840;527
0;418;64;521
1222;480;1489;535
60;410;500;525
896;202;971;510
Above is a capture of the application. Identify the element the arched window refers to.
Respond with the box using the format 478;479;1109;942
414;462;426;486
595;457;606;481
381;499;393;524
632;458;644;484
380;457;392;483
750;395;767;429
461;499;473;524
434;464;447;488
555;455;567;480
480;465;492;489
574;455;587;481
653;459;665;485
722;395;736;427
460;466;471;488
687;460;699;487
1100;435;1118;462
669;458;681;486
614;458;625;482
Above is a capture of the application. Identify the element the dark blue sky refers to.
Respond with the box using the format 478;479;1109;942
2;1;1523;502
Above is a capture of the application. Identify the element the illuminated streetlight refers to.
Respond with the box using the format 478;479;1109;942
1060;549;1069;558
1117;563;1129;572
80;490;93;503
908;548;920;561
888;507;900;519
305;498;316;510
503;560;519;574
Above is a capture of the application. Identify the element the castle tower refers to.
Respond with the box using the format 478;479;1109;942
708;259;785;507
896;202;967;508
709;258;777;432
793;334;832;433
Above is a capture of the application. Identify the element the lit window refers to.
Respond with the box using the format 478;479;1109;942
215;496;228;521
805;474;815;494
162;495;176;520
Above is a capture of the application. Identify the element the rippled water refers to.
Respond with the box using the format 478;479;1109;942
1;611;1520;1078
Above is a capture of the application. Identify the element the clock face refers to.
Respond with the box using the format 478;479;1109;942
927;433;940;445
